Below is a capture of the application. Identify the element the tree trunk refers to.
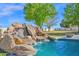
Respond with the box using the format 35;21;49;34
48;26;51;32
78;26;79;33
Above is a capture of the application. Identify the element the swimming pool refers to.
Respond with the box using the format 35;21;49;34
34;39;79;56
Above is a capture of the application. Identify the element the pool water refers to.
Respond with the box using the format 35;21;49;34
34;39;79;56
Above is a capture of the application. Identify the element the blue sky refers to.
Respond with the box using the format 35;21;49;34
0;3;66;28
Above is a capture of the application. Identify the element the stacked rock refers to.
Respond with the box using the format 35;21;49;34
0;23;50;56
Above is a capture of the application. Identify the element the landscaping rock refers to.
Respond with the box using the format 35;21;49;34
0;23;50;56
0;34;15;51
25;25;37;40
25;25;49;41
0;34;36;56
12;44;36;56
22;36;36;45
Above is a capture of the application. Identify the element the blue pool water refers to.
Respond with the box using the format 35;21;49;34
34;39;79;56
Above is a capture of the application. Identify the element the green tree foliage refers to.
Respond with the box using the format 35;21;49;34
60;4;74;28
74;4;79;27
60;3;79;32
24;3;56;28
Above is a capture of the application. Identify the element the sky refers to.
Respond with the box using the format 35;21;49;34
0;3;66;28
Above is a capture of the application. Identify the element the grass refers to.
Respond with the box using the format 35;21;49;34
0;53;7;56
44;30;77;33
44;30;77;36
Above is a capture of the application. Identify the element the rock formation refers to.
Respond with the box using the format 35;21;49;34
0;33;36;56
25;24;49;41
0;23;50;56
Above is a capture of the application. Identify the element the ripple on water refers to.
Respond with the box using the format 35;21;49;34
35;39;79;56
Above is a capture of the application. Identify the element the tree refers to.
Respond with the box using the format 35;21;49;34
60;3;79;32
60;4;74;28
24;3;56;28
73;4;79;32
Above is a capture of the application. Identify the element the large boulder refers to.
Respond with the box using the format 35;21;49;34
12;44;36;56
0;34;36;56
0;34;15;51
